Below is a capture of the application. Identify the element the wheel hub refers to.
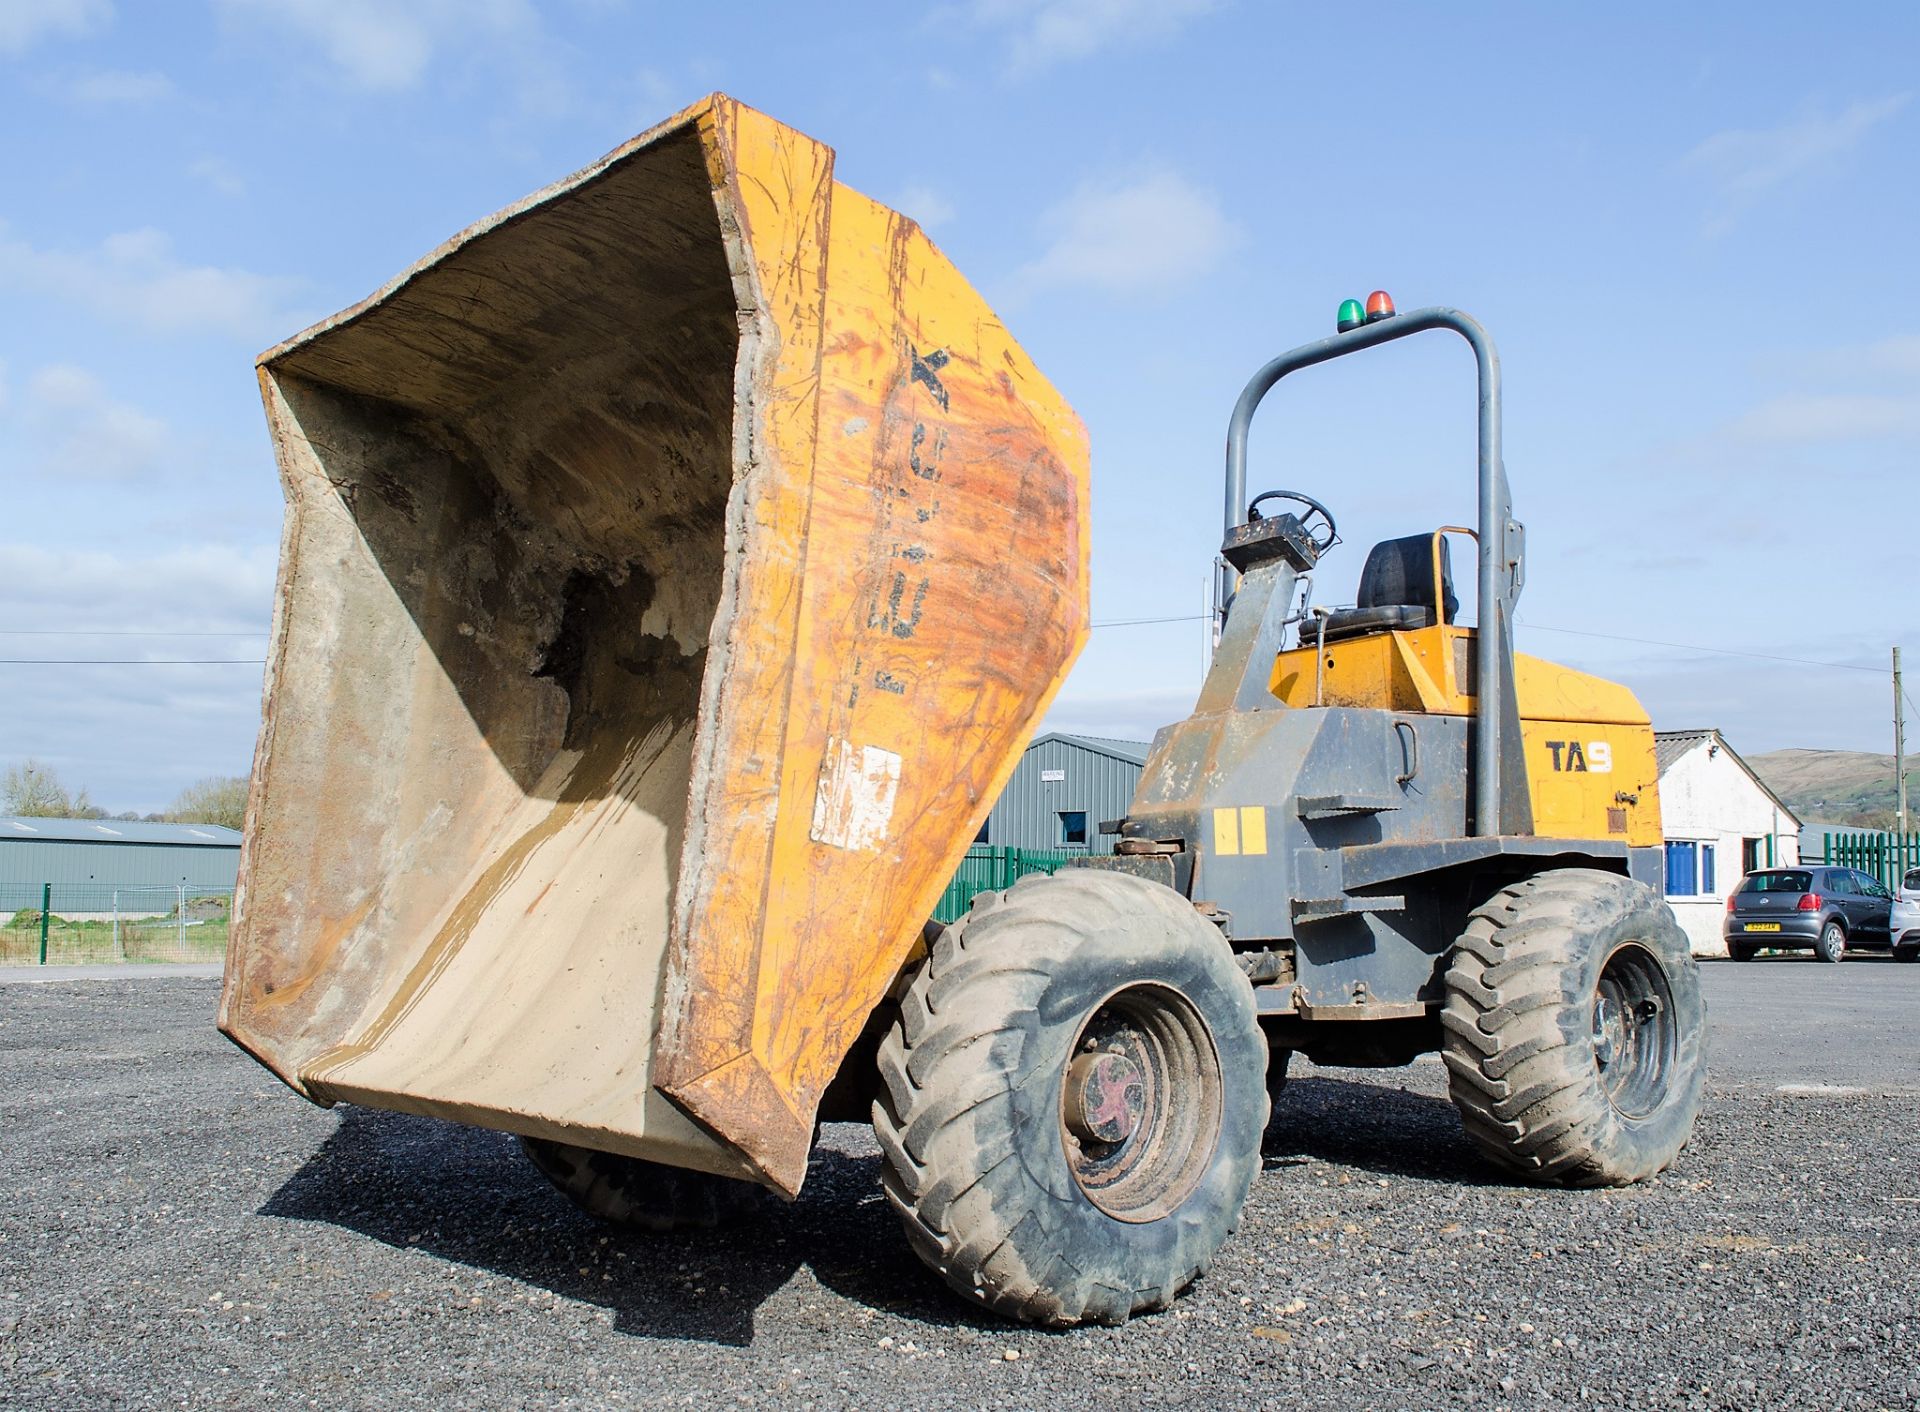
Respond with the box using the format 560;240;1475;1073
1064;1050;1147;1144
1059;984;1224;1224
1590;943;1678;1119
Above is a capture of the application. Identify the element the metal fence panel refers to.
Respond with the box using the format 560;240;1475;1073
0;883;234;965
1821;830;1920;890
932;846;1077;923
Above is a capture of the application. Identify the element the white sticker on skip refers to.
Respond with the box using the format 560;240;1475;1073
810;737;901;851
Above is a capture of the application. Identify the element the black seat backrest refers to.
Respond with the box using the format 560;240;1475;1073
1355;534;1458;623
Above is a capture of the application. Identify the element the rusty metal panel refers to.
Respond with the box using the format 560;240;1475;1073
219;95;1088;1196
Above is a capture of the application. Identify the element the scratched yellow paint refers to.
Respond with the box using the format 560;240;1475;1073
651;99;1091;1192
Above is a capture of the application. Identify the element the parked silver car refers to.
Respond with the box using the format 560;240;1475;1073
1894;867;1920;963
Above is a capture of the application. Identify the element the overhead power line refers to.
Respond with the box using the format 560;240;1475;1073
1091;613;1210;629
0;658;266;666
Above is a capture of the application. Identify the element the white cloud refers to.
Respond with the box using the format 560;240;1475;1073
1014;167;1241;297
14;365;168;479
1728;392;1920;444
967;0;1218;73
66;68;173;103
1043;686;1196;743
0;0;111;55
0;542;276;631
0;541;277;809
1729;330;1920;444
187;156;247;198
1793;333;1920;383
1685;94;1911;231
0;223;307;342
892;183;956;230
215;0;546;93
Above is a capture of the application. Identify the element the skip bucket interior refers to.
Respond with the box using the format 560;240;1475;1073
221;97;1090;1193
232;125;751;1172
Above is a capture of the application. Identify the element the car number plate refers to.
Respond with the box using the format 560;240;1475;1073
1744;922;1782;932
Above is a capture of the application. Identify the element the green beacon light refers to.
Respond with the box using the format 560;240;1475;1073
1336;298;1366;333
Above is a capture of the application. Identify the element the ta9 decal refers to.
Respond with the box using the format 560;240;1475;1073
1544;740;1612;773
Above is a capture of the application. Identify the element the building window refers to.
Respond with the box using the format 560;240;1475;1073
1700;842;1715;894
1664;840;1699;897
1058;811;1088;847
973;818;990;846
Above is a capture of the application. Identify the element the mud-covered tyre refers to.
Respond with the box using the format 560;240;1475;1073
519;1137;765;1232
1441;868;1706;1187
873;869;1267;1326
1813;921;1846;963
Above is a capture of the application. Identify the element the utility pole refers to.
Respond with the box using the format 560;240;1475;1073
1897;645;1908;838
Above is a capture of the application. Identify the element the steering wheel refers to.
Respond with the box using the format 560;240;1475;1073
1246;489;1338;553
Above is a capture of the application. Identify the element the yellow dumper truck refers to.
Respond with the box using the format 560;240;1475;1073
223;95;1704;1327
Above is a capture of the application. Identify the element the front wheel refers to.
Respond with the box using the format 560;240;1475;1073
1441;868;1706;1187
873;870;1268;1326
1813;921;1846;963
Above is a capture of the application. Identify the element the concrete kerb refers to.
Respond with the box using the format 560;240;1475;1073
0;963;223;984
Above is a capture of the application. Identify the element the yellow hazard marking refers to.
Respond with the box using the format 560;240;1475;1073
1239;805;1268;856
1213;807;1240;856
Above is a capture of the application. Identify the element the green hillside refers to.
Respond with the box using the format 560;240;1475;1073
1747;749;1920;829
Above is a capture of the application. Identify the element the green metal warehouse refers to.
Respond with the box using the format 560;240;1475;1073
978;733;1150;856
0;817;242;892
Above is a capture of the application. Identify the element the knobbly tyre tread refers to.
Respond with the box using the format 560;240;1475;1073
518;1137;765;1232
1441;868;1707;1187
873;869;1267;1326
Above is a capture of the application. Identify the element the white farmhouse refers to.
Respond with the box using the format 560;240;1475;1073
1654;730;1802;957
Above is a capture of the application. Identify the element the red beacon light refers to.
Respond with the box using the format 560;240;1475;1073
1364;290;1396;322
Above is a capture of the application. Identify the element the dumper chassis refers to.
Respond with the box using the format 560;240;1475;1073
222;98;1705;1332
857;303;1705;1323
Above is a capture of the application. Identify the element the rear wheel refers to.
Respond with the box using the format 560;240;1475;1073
873;870;1267;1326
1442;868;1705;1187
1728;944;1755;962
519;1137;764;1231
1896;945;1920;964
1813;921;1846;964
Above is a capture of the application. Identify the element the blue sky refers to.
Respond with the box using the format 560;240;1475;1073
1;1;1916;811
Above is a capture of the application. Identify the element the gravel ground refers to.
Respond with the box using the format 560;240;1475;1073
3;961;1918;1410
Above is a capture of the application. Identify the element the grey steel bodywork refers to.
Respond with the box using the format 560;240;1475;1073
1083;308;1661;1053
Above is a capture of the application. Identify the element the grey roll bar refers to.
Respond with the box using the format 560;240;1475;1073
1221;307;1524;837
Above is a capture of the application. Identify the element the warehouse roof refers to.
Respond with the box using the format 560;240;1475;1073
1652;730;1800;826
1029;733;1152;766
0;817;242;846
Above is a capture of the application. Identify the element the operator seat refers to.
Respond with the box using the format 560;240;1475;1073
1318;534;1458;643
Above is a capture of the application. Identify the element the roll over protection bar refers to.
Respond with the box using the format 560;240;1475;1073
1220;307;1528;837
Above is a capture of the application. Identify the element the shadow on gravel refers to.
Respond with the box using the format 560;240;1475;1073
1263;1076;1505;1186
262;1108;1002;1347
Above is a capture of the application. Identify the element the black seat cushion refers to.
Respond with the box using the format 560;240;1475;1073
1320;603;1434;641
1318;534;1456;644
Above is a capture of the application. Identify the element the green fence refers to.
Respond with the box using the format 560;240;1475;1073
933;846;1078;923
1821;830;1920;890
0;884;234;966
